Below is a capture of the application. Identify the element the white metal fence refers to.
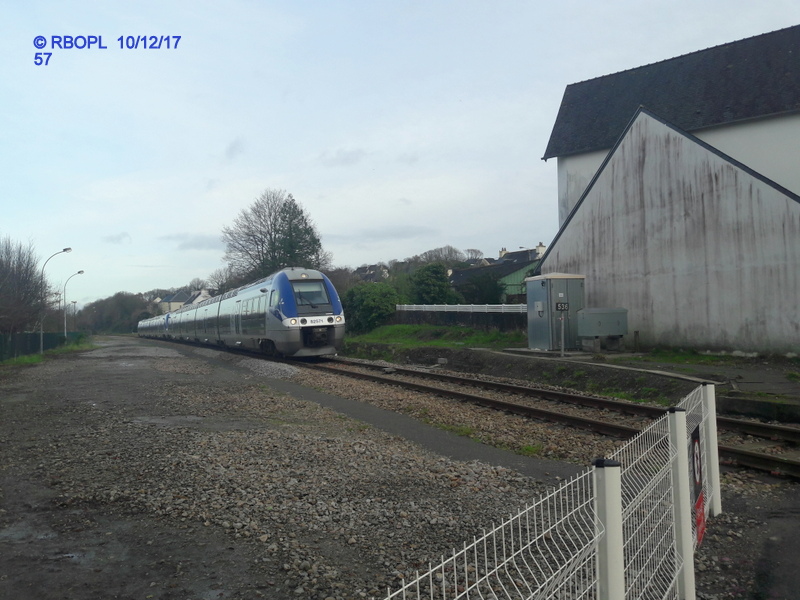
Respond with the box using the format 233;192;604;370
382;384;720;600
397;304;527;313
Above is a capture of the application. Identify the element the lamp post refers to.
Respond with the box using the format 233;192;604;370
63;270;84;339
40;247;72;353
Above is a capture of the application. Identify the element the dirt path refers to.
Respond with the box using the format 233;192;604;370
0;339;283;599
2;337;799;600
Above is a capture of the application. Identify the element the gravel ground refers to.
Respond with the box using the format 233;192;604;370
1;336;798;600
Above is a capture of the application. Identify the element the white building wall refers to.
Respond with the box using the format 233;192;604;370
696;113;800;196
543;112;800;352
556;149;608;226
555;113;800;228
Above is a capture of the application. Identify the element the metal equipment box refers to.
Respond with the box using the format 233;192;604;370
525;273;585;351
577;308;628;337
577;307;628;352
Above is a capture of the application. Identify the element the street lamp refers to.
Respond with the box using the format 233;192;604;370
63;270;84;339
40;247;72;353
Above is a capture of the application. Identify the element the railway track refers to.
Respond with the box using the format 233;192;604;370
300;357;800;479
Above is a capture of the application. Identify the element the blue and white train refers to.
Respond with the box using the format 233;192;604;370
137;267;345;357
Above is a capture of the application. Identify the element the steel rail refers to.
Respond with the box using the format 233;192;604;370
306;362;647;438
329;358;800;444
718;445;800;479
312;360;800;479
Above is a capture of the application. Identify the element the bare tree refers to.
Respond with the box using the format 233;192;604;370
324;267;361;297
0;237;46;334
405;245;467;267
187;277;207;291
221;189;329;280
206;265;246;295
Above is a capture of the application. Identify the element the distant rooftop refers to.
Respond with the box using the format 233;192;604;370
543;25;800;160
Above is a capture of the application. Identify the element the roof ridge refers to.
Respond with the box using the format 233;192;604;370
567;24;799;87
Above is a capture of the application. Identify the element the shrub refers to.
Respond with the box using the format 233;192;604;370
342;283;400;335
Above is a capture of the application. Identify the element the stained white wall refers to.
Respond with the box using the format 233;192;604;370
555;113;800;228
543;112;800;352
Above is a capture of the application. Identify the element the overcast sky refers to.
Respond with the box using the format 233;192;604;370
3;1;799;305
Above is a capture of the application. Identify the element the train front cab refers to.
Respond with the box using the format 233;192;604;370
268;269;345;357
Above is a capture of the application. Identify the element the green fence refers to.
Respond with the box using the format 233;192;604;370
0;332;76;361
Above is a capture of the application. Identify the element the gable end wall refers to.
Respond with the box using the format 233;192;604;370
542;112;800;352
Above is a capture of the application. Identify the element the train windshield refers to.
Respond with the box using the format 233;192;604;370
292;280;331;310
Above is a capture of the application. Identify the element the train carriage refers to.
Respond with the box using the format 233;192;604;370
137;267;345;358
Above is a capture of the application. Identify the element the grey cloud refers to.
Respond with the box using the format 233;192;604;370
319;148;367;167
103;232;132;244
397;152;419;165
225;138;245;161
326;224;437;244
159;233;224;251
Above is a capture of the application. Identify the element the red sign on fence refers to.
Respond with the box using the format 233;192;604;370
692;426;706;544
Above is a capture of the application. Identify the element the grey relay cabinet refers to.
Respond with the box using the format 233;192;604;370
525;273;585;351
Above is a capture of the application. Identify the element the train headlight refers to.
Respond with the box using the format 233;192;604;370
289;318;298;325
300;318;307;325
335;316;343;323
327;317;334;323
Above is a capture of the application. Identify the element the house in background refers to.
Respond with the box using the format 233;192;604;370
354;264;389;283
538;26;800;352
451;246;546;303
156;289;212;315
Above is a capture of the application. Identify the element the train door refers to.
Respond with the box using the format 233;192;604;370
267;289;279;333
234;300;242;335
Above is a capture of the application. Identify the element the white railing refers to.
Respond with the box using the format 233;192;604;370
381;384;721;600
397;304;527;313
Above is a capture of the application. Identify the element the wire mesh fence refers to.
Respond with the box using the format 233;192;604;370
609;417;680;599
382;384;718;600
384;470;598;600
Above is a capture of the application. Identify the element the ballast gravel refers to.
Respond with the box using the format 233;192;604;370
1;338;798;600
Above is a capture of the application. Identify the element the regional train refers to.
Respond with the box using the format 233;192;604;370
137;267;345;357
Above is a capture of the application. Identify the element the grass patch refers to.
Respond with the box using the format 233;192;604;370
613;347;755;365
47;339;96;355
439;423;478;438
1;354;45;367
787;371;800;382
518;443;544;457
346;324;526;350
1;338;96;367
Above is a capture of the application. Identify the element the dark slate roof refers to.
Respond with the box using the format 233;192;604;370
161;290;192;304
543;25;800;160
450;258;539;287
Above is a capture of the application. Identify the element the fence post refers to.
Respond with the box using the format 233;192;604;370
593;458;625;600
702;383;722;516
668;408;696;600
